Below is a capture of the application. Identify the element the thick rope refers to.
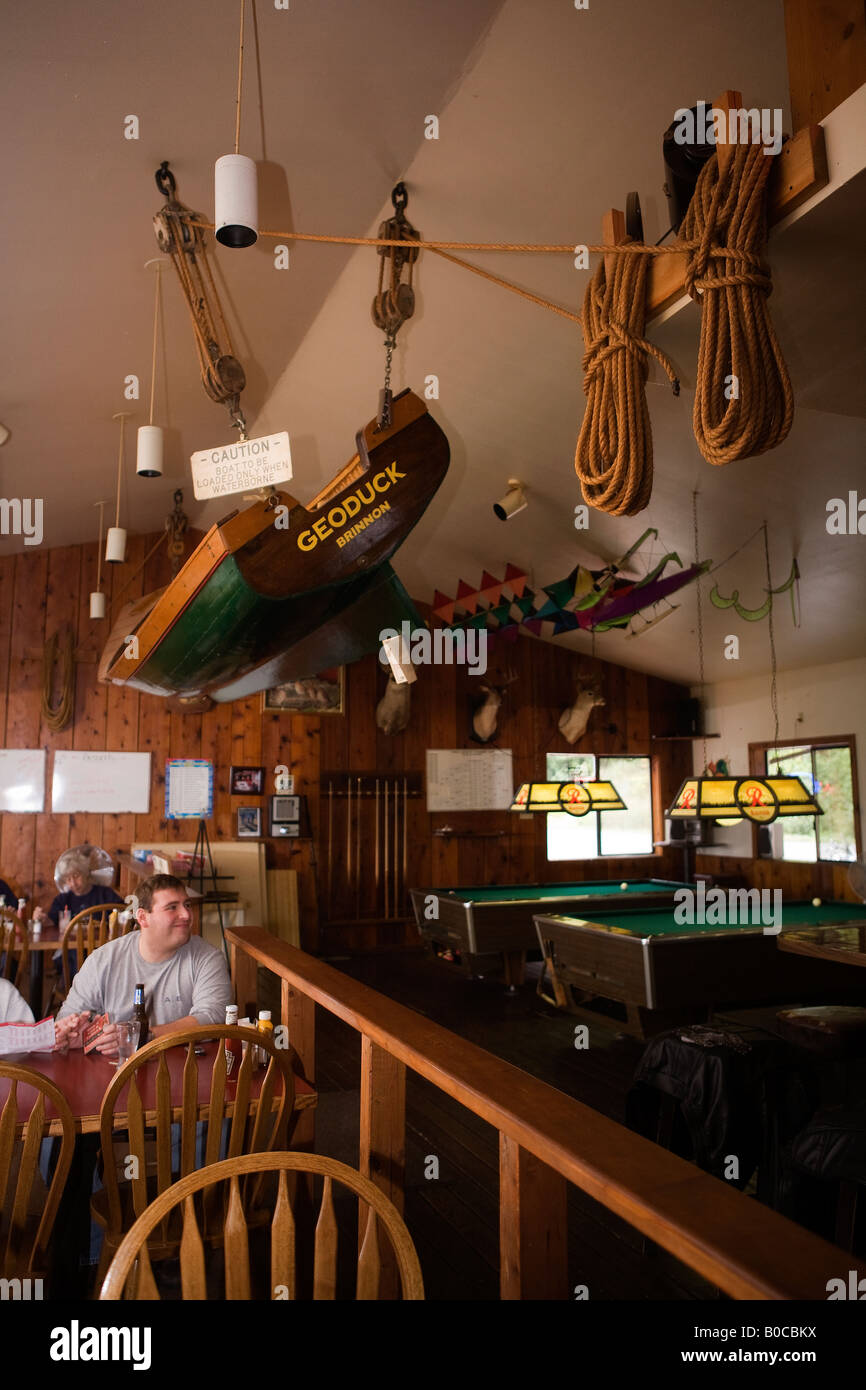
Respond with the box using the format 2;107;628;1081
42;629;75;732
574;242;679;516
680;145;793;465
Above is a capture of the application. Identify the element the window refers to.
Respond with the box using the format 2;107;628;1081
545;753;653;860
754;739;859;863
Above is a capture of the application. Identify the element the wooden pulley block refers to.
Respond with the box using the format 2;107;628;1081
153;215;175;254
371;290;390;331
393;282;415;320
215;355;246;394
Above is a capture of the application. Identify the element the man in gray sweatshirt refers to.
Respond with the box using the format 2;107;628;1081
55;874;233;1056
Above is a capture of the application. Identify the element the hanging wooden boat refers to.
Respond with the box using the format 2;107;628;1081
99;389;449;702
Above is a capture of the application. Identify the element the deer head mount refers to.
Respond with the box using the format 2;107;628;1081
376;671;412;735
471;670;518;744
558;675;605;745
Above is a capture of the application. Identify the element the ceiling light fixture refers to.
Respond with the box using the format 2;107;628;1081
106;413;129;564
510;780;627;815
214;0;258;248
90;500;108;618
493;478;528;521
136;258;168;478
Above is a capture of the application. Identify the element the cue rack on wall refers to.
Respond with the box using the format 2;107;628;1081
322;772;423;924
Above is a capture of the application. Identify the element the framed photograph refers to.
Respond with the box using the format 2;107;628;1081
237;806;262;838
230;765;265;795
262;667;344;715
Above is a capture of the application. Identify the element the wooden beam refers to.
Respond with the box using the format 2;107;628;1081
785;0;866;128
280;974;316;1152
602;207;626;283
646;114;828;322
499;1134;568;1299
359;1035;406;1298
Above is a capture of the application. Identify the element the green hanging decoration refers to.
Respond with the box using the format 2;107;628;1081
710;557;800;623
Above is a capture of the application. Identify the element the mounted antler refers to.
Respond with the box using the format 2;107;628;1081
471;669;518;744
558;673;605;745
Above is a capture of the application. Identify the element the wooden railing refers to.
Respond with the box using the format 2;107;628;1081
227;926;865;1301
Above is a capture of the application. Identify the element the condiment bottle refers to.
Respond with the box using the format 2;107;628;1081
256;1010;274;1068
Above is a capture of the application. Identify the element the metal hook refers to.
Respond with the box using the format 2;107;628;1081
155;161;177;200
391;182;408;215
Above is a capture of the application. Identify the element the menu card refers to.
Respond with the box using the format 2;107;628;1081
0;1017;56;1054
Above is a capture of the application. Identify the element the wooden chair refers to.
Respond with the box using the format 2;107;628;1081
0;1062;75;1279
93;1024;297;1281
99;1151;424;1300
49;905;134;1007
0;914;30;1011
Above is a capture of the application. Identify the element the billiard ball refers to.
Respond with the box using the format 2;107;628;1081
620;882;629;890
812;897;822;907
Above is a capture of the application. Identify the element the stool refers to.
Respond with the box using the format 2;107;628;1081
775;1006;866;1106
784;1104;866;1252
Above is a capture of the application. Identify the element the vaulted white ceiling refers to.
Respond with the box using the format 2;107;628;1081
2;0;864;686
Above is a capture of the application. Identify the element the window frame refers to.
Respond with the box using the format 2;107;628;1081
545;752;655;860
748;733;861;862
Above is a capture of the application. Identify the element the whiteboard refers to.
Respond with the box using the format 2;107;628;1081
426;749;514;812
0;749;46;812
52;751;152;813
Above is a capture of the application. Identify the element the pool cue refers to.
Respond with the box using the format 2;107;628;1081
402;776;408;914
346;775;352;889
374;778;380;916
327;780;334;919
393;778;398;915
383;781;390;919
355;776;362;920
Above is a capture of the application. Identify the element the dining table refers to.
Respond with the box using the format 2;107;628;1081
1;1037;317;1134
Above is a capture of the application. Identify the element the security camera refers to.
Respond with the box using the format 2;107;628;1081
493;478;527;521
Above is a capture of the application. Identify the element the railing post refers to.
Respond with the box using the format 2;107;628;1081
230;938;258;1018
499;1133;568;1300
281;977;316;1151
359;1034;406;1299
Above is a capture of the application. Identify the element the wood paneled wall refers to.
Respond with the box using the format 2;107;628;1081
0;531;694;953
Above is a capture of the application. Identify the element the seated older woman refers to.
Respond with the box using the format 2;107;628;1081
32;849;124;927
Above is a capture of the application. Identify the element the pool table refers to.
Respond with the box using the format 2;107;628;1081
534;900;866;1038
409;879;692;988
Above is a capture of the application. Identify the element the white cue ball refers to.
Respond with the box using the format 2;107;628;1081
812;897;822;907
620;882;629;891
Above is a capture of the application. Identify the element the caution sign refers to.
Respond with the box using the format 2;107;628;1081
190;432;292;500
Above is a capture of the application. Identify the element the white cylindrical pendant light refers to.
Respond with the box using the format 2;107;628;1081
136;424;163;478
89;591;106;619
215;154;258;247
105;526;127;564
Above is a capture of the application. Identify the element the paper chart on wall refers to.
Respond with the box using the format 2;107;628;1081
426;749;514;812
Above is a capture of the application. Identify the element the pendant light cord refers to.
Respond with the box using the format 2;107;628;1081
693;490;707;774
148;267;162;426
234;0;246;155
763;520;780;754
114;415;126;530
95;501;105;592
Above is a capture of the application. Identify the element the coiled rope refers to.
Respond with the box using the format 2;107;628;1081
573;242;680;516
42;628;75;732
680;143;793;464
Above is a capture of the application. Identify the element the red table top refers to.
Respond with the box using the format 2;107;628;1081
0;1040;315;1134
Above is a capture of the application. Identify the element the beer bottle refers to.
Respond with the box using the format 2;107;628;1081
224;1004;241;1077
132;984;149;1049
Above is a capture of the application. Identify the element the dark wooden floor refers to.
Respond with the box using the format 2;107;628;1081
304;950;717;1300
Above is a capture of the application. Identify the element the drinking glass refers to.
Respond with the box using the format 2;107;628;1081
114;1021;138;1068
